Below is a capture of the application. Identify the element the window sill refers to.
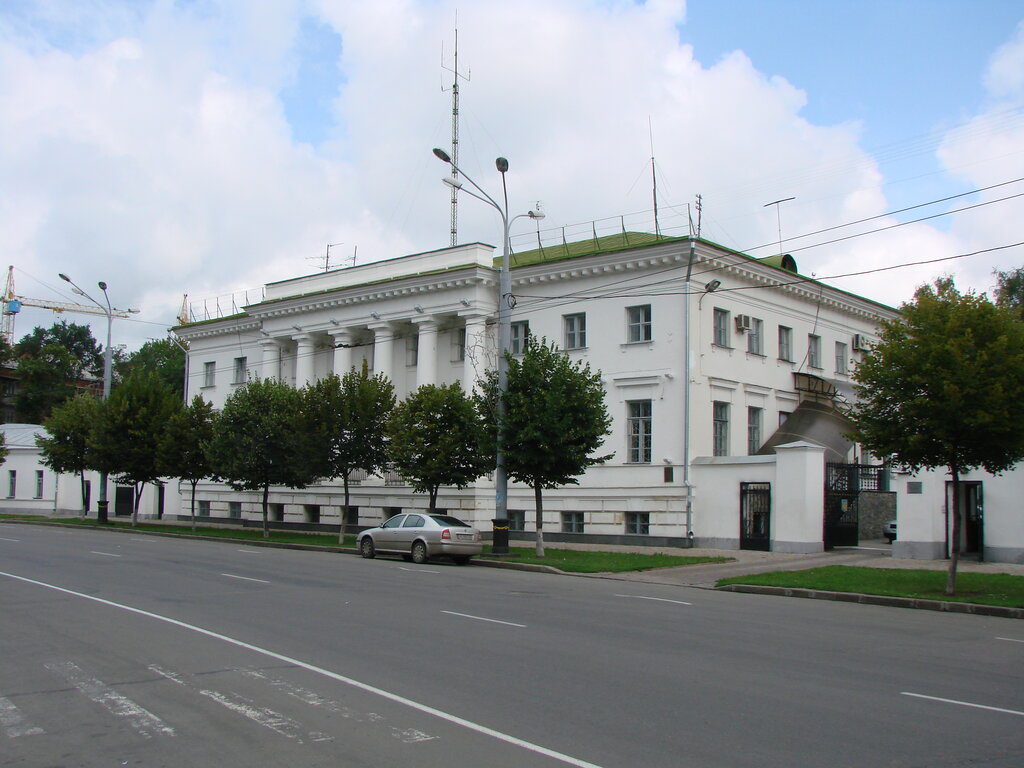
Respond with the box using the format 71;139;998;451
777;358;794;364
622;340;653;347
711;343;733;350
746;352;766;358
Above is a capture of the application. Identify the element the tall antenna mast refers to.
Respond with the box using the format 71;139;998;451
649;117;660;238
442;20;470;247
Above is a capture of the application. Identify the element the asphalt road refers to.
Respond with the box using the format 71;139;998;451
1;522;1022;768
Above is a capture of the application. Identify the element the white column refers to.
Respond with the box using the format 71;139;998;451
330;329;353;376
369;323;394;384
260;339;280;381
461;314;486;394
413;317;438;388
293;333;315;387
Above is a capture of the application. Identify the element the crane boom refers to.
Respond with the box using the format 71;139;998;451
2;265;130;346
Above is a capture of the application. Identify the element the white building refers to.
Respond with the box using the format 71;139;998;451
176;233;904;552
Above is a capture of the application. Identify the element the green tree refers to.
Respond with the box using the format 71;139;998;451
16;321;103;379
994;267;1024;320
159;395;216;532
0;433;8;466
303;363;395;542
206;378;314;538
37;393;103;516
15;343;80;423
116;338;186;397
90;371;182;526
850;279;1024;594
477;336;612;556
387;382;488;512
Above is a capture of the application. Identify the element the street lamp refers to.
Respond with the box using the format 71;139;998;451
58;273;139;523
432;148;544;554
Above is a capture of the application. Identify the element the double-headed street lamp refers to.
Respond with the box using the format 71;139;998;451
58;272;139;524
432;148;543;555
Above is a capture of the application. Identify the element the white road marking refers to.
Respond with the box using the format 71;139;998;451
441;610;527;628
0;570;605;768
399;567;440;573
45;661;174;738
90;551;121;557
614;594;693;606
150;666;328;743
221;573;270;584
0;695;45;737
996;637;1024;644
902;692;1024;717
241;669;437;743
0;537;20;542
236;549;261;553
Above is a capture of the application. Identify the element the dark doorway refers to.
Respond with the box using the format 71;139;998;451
114;486;134;517
740;482;771;551
947;481;984;560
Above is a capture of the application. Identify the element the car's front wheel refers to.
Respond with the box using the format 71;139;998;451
411;540;429;564
360;537;376;559
451;555;471;566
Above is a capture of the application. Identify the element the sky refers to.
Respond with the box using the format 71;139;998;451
2;0;1023;353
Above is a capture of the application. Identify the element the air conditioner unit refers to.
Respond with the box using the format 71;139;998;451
852;333;870;351
734;314;753;332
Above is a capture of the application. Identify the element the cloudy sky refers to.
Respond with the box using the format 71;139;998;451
2;0;1023;351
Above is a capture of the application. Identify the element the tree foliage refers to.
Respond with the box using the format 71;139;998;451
159;394;216;531
0;433;7;466
116;338;186;397
206;377;314;537
37;393;103;515
302;364;395;541
994;267;1024;320
477;336;612;556
90;371;182;525
16;321;103;380
13;322;104;422
387;382;488;512
850;279;1024;593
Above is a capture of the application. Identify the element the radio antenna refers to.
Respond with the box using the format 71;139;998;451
442;17;470;246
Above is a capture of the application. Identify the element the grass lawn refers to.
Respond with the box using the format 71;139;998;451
483;546;731;573
1;516;357;548
717;565;1024;609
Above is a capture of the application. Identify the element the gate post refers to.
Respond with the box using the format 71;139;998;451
772;441;826;553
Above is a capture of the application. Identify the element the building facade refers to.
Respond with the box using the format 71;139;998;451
175;233;898;550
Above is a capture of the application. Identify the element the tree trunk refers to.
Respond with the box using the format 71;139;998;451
79;471;87;518
340;474;350;544
131;482;143;526
190;479;198;533
428;486;438;514
946;466;961;596
262;484;270;539
534;482;545;558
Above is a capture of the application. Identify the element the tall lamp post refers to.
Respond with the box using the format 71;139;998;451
432;148;543;554
58;273;139;523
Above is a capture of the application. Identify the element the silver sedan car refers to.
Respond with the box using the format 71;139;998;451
357;513;483;565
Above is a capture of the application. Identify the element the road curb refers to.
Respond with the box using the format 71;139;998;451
717;584;1024;619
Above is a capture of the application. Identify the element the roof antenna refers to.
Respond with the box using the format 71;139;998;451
764;197;795;256
649;116;660;238
308;242;344;272
442;16;470;247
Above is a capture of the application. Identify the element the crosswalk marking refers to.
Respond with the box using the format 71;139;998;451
0;695;44;738
45;661;174;738
150;665;330;743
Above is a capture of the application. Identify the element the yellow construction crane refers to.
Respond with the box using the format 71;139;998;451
2;265;131;346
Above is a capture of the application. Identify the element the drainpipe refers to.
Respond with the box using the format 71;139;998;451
682;236;697;542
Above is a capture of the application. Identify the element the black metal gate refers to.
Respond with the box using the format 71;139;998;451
740;482;771;551
824;463;888;549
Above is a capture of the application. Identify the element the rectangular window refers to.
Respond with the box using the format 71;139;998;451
627;400;653;463
406;335;418;366
713;401;730;456
35;470;44;499
228;501;242;519
563;313;587;350
510;321;530;354
508;509;525;531
747;318;764;355
778;326;793;361
625;512;650;535
452;328;466;362
747;406;763;455
7;470;15;498
232;356;247;385
779;411;791;426
713;308;730;347
203;361;216;388
197;499;210;516
808;334;821;369
835;341;848;374
561;511;584;533
626;305;652;343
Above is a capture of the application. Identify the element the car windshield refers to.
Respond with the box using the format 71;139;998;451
430;515;470;527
